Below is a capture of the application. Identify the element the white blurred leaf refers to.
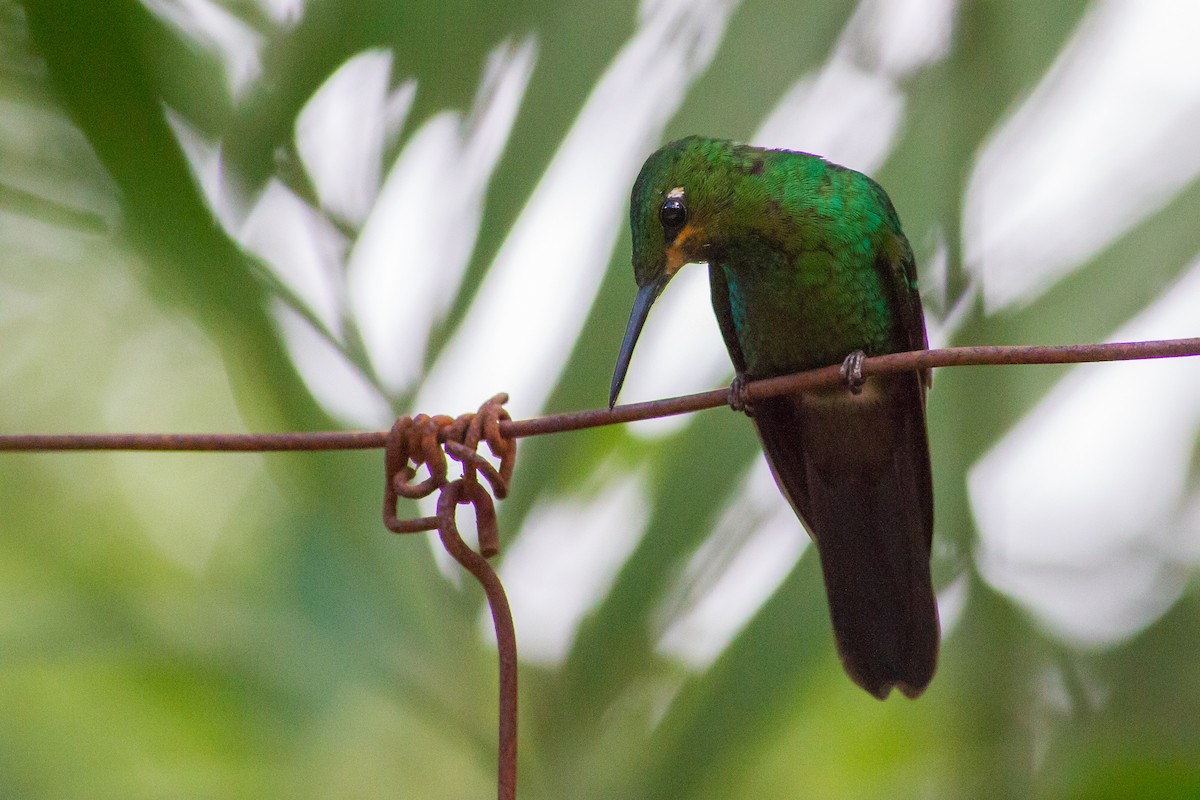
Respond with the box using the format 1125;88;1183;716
492;461;650;666
753;0;958;168
655;459;806;670
240;179;348;336
271;300;392;426
257;0;304;26
142;0;264;98
296;49;415;227
964;0;1200;312
166;108;249;237
347;38;536;395
971;255;1200;645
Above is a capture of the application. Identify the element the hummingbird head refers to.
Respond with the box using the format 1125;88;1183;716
610;136;758;407
628;135;749;287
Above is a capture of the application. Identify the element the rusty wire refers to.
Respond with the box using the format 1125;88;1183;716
3;336;1200;800
3;338;1197;453
505;336;1200;436
436;480;518;800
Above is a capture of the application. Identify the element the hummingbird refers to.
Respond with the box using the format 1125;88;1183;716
609;136;938;699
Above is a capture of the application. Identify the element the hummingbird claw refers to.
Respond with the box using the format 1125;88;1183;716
840;350;866;395
728;373;754;417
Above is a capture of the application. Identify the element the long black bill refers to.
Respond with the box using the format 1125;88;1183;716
609;280;663;409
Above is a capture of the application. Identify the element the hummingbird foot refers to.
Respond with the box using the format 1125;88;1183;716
728;373;755;417
840;350;866;395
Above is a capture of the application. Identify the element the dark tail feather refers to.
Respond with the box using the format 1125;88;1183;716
806;466;939;699
754;378;939;699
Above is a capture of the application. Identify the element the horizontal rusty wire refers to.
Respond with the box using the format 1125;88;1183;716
2;337;1198;452
0;430;388;451
505;336;1200;436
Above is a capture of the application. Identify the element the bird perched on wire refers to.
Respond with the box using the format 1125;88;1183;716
610;136;938;699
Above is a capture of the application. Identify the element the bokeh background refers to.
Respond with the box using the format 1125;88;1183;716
3;0;1200;797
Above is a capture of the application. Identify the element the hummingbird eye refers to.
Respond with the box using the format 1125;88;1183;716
659;196;687;234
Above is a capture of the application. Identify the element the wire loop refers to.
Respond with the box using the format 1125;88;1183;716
382;393;515;537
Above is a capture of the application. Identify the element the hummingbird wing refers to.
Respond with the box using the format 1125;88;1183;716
871;183;932;389
708;247;938;699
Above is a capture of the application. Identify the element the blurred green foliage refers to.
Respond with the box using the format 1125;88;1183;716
3;0;1200;798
